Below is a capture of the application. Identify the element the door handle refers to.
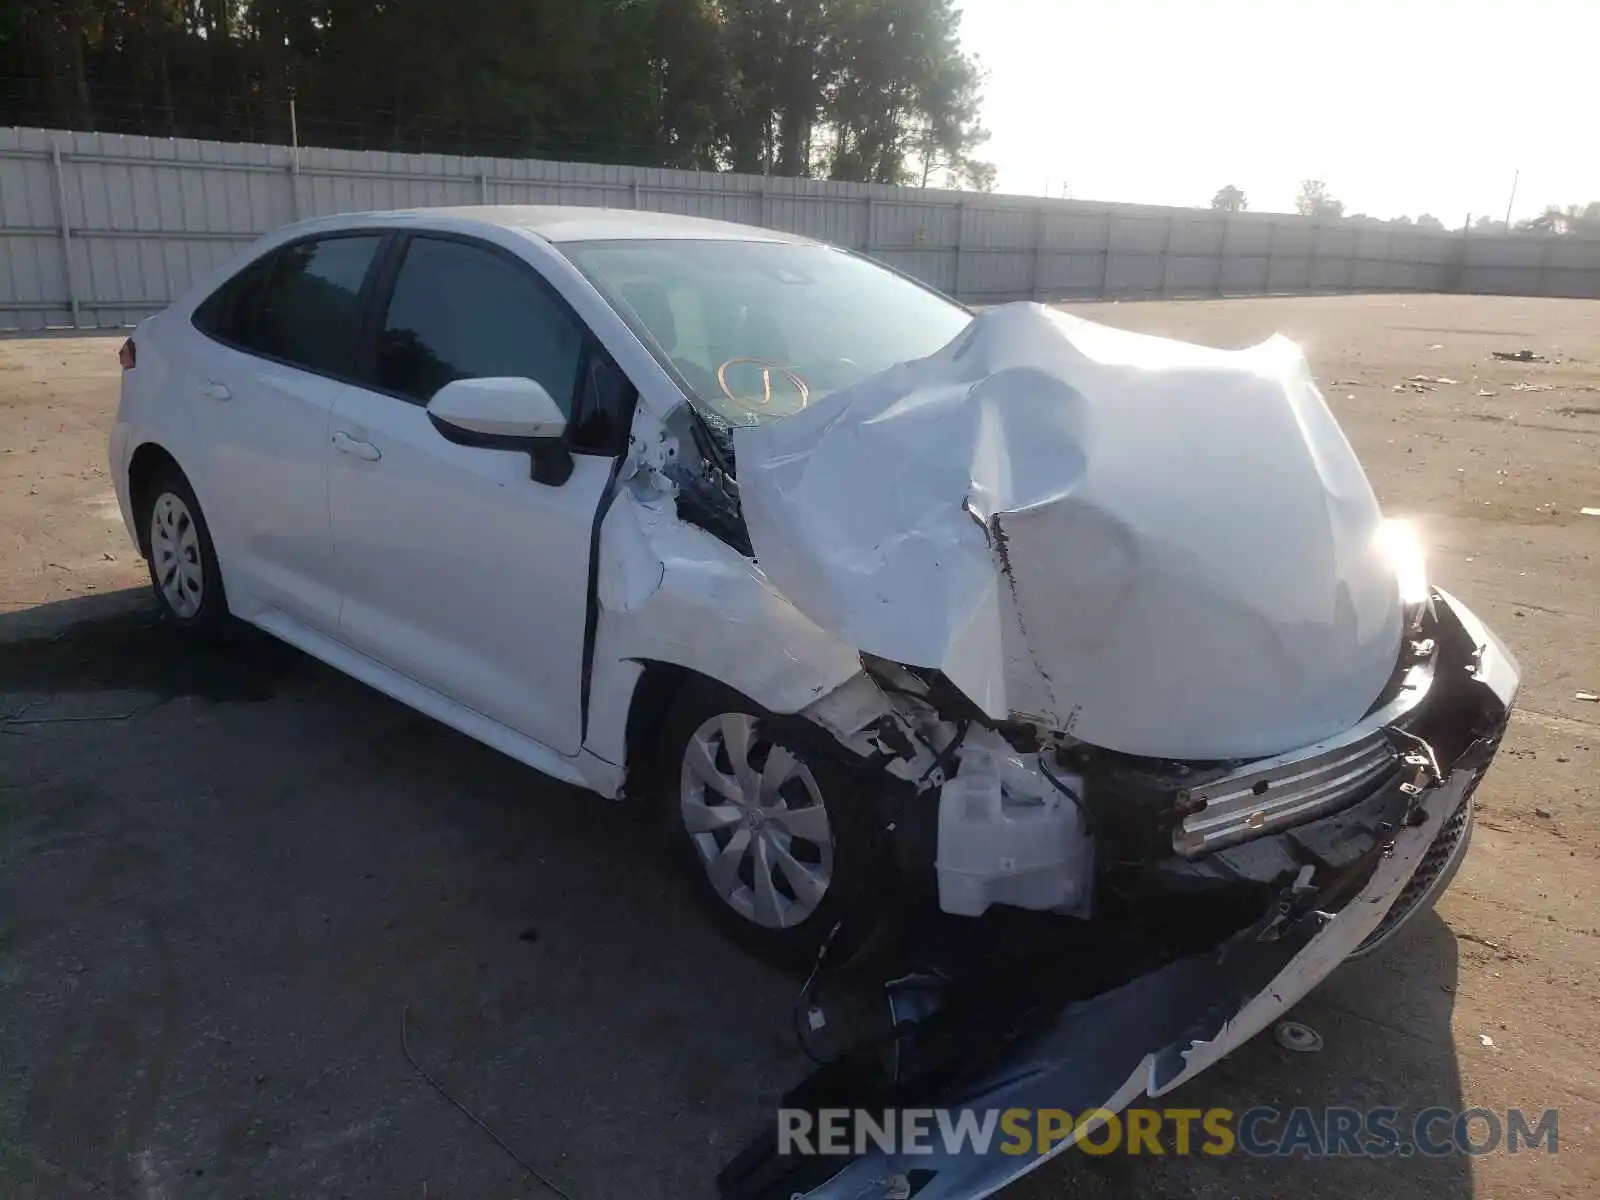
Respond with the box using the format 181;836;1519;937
332;430;382;462
198;379;232;401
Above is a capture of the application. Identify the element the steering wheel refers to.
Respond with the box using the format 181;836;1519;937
715;358;811;420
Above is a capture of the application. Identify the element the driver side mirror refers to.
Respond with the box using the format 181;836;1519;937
426;377;573;486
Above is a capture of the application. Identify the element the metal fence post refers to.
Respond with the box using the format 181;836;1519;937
1158;212;1175;298
479;160;489;203
952;198;965;297
631;179;642;209
1311;221;1320;291
287;95;301;220
1264;220;1278;295
1308;218;1322;293
1216;215;1230;297
862;195;874;253
49;142;81;329
1099;209;1114;298
1030;202;1045;301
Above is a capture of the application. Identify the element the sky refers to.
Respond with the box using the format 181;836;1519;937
955;0;1598;224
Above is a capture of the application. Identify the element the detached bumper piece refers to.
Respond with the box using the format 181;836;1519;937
718;591;1517;1200
1354;792;1474;957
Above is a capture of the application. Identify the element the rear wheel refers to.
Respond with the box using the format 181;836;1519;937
656;679;882;967
139;466;228;635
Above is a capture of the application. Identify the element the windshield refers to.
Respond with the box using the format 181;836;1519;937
562;239;972;430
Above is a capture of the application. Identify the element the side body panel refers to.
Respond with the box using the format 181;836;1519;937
110;210;870;801
328;384;613;756
113;308;339;632
180;333;343;632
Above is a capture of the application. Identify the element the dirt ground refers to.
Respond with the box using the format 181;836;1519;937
1;294;1595;1200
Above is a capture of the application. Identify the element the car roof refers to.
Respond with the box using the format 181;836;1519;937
303;205;813;245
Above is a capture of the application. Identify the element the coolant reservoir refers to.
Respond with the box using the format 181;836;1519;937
935;739;1093;918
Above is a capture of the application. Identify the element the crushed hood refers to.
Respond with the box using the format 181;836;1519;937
733;304;1404;760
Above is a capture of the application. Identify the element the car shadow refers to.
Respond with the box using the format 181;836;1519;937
0;588;310;705
1;589;1471;1200
1;590;802;1199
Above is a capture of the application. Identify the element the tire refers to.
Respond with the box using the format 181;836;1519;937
139;465;229;636
655;678;883;968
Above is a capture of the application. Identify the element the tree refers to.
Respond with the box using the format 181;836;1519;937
957;159;996;192
1294;178;1344;219
0;0;988;185
822;0;988;185
1518;202;1600;235
1415;213;1444;229
1210;184;1247;212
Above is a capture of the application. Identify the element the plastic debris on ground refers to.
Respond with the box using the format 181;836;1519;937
1492;349;1547;362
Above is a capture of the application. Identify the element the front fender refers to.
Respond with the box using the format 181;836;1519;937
581;489;864;770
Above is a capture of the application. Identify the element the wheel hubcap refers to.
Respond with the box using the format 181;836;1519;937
150;492;204;619
679;713;834;929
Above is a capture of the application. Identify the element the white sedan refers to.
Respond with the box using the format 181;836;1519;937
112;206;1517;1196
111;207;980;961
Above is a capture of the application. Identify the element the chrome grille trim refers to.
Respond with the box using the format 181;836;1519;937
1175;646;1436;857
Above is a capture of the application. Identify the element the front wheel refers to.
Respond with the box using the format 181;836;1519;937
656;680;882;967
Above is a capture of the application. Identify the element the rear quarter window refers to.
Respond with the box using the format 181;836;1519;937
191;252;274;341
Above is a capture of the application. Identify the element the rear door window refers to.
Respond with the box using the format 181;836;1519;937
372;236;584;409
241;236;383;376
196;235;382;379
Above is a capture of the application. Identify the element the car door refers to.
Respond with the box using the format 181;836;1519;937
327;233;628;756
185;232;386;634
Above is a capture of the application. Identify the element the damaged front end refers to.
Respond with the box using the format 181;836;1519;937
719;587;1517;1199
592;298;1521;1198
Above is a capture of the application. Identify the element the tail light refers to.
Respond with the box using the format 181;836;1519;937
118;338;136;370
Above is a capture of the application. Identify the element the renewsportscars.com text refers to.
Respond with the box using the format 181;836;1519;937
777;1106;1559;1159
